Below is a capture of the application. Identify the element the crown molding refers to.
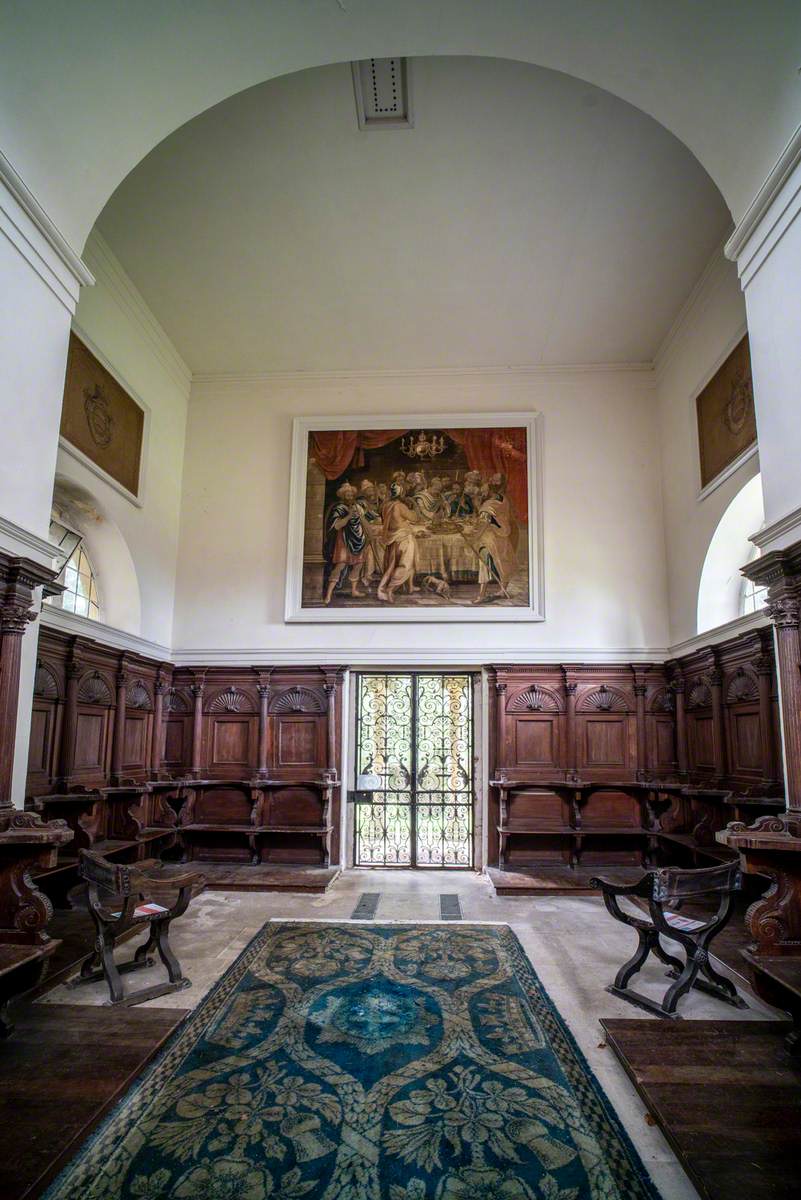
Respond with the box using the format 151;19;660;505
666;610;769;661
0;149;93;311
39;606;172;661
652;240;734;382
0;515;62;569
190;360;655;390
168;645;671;668
83;231;192;394
750;501;801;554
726;120;801;267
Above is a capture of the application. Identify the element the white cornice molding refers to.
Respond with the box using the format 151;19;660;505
652;240;734;382
666;610;769;660
83;231;192;394
169;645;671;667
726;121;801;264
750;502;801;553
39;606;172;661
0;149;93;312
190;361;655;390
726;123;801;290
0;515;62;569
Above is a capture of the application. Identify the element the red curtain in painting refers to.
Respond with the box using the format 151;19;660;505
310;426;528;523
446;428;528;524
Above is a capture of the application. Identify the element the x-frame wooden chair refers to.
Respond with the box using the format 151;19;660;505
591;861;748;1018
73;848;203;1007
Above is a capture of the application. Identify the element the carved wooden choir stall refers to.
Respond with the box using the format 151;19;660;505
716;541;801;1051
488;631;783;893
0;552;74;1035
25;627;344;907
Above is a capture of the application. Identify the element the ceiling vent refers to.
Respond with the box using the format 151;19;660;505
351;58;413;130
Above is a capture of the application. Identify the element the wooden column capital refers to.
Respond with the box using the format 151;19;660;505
0;553;58;810
745;542;801;813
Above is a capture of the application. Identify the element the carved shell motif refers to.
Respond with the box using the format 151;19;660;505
726;668;759;704
508;686;559;713
271;687;326;714
33;660;59;699
209;687;249;713
580;684;628;713
650;687;674;714
165;687;190;714
687;680;712;710
128;681;151;710
78;671;113;706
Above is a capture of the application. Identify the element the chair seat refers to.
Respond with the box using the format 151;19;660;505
109;901;169;920
663;911;705;933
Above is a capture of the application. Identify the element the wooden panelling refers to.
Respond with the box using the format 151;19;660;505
123;714;148;770
210;718;253;768
514;717;557;767
584;718;626;768
73;712;107;772
276;717;318;766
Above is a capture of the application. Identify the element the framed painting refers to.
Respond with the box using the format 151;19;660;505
60;331;146;501
285;413;544;622
696;334;757;492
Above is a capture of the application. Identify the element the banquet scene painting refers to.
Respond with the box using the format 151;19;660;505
299;424;531;611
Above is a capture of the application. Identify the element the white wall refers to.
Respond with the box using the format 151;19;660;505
56;232;191;649
172;367;669;663
655;250;757;647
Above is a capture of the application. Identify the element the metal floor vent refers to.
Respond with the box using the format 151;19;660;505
440;894;462;921
351;892;381;920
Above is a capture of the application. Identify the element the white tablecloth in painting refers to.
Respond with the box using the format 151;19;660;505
415;531;479;580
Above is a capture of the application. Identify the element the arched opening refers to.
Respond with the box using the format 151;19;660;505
697;474;765;634
46;477;142;634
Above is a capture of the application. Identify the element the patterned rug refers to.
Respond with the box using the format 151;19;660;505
44;922;661;1200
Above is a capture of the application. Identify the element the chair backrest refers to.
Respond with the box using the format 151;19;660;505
79;848;131;895
651;861;742;904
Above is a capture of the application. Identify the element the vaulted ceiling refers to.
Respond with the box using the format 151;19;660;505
97;58;730;374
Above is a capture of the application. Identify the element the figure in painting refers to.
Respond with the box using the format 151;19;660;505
303;427;530;609
355;479;385;579
461;472;517;603
376;481;430;603
323;482;368;604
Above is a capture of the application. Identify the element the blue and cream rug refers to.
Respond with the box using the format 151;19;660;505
45;922;661;1200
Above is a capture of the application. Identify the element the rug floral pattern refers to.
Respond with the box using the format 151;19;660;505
45;924;659;1200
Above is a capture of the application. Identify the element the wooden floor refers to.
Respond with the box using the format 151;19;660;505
487;864;644;895
198;862;341;891
0;1002;186;1200
601;1018;801;1200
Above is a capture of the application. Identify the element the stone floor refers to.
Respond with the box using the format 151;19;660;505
39;869;783;1200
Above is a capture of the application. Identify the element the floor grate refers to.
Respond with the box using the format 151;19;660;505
440;894;462;921
351;892;381;920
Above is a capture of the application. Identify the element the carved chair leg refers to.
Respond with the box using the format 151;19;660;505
154;919;184;984
0;1000;14;1039
134;929;157;967
652;937;683;975
614;927;653;991
661;949;702;1015
99;931;126;1004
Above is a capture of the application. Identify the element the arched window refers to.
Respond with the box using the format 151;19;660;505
740;545;768;616
697;474;764;634
46;519;101;621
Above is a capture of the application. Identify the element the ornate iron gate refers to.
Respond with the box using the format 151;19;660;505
354;673;474;868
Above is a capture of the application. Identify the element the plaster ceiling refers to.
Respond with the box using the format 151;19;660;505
97;58;731;374
2;2;800;252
